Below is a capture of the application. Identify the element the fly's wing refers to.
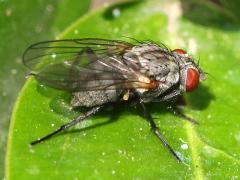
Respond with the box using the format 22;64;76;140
23;38;151;91
23;38;131;70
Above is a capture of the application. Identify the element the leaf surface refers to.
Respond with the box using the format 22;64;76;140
6;1;240;179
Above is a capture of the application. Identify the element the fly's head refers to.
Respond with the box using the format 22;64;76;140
172;49;206;92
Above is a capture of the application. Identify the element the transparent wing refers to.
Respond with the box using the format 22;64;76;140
23;38;133;70
23;38;152;91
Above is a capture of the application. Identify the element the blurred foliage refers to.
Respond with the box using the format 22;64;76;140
181;0;240;29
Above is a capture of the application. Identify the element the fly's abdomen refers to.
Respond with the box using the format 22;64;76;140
71;90;121;107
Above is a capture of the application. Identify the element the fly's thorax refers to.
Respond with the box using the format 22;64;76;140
152;60;180;95
124;43;179;79
123;43;165;65
139;64;180;100
123;44;181;98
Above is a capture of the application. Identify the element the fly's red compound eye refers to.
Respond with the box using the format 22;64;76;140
172;49;187;55
186;68;199;92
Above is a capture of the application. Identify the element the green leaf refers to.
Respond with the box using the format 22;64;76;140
0;0;91;178
6;0;240;179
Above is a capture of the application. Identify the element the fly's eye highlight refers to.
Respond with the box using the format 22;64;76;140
186;68;200;92
172;49;187;55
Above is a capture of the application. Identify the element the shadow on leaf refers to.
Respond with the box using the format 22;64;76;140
186;84;215;110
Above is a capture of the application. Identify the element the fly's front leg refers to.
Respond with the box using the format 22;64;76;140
139;102;182;162
167;95;199;125
30;106;102;145
153;90;199;125
151;89;181;103
167;105;199;125
162;89;181;101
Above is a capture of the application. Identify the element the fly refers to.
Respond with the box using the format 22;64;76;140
23;38;206;162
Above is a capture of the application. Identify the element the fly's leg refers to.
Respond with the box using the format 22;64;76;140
30;106;102;145
139;102;182;162
167;106;199;125
155;91;199;125
151;90;181;102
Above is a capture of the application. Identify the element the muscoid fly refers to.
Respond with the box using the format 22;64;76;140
23;38;206;162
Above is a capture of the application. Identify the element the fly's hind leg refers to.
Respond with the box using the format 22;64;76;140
139;102;182;162
30;106;102;145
